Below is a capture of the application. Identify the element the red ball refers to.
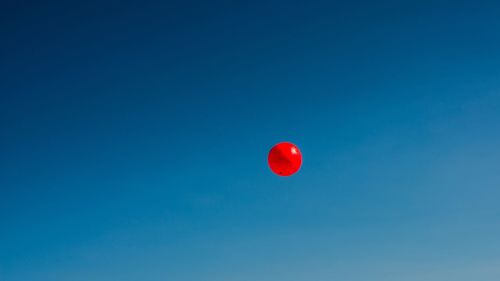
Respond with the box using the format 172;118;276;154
268;142;302;176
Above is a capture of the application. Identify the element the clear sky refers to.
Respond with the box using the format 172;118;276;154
1;1;500;280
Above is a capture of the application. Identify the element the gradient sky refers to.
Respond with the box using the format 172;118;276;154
1;1;500;280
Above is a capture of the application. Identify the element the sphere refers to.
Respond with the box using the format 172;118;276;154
268;142;302;176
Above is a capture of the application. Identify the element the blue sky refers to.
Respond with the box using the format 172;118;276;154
1;1;500;280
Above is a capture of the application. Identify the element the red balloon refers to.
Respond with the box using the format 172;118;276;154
268;142;302;176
